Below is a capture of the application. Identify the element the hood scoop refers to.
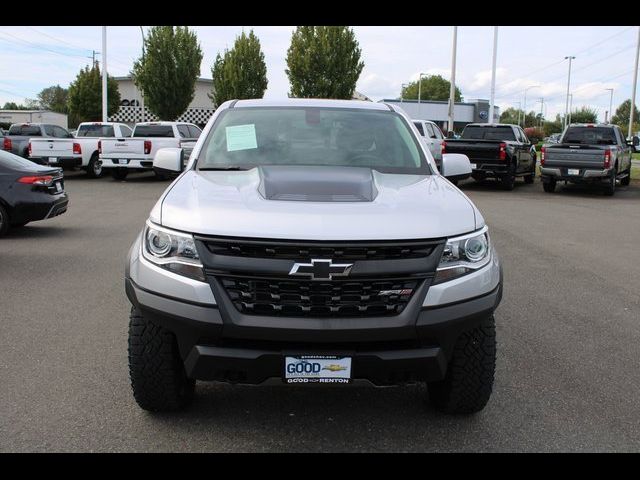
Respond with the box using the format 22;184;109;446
258;165;378;202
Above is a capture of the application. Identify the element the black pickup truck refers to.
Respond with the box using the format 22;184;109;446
441;123;537;190
540;124;637;196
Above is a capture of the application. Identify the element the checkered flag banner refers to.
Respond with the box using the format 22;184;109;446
108;106;215;127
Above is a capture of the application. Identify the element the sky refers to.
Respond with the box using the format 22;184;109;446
0;25;638;121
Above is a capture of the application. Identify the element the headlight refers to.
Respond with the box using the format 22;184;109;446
434;226;491;284
142;221;205;281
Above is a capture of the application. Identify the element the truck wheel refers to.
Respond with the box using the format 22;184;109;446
0;204;9;236
111;168;129;181
543;179;556;193
85;153;103;178
620;168;631;186
500;173;515;191
428;315;496;414
524;167;535;184
604;170;616;196
128;306;195;412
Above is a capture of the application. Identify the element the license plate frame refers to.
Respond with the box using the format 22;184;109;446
49;157;58;164
470;163;477;169
118;159;128;165
568;168;580;175
54;181;63;193
283;355;352;384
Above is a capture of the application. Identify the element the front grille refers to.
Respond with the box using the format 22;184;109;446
203;238;437;261
220;277;420;317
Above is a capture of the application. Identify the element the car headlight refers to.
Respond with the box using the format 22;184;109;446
434;226;491;284
141;221;205;281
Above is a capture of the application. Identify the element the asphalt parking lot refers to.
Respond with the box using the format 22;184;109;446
1;171;639;452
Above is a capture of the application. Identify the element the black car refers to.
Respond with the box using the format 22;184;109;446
0;149;69;236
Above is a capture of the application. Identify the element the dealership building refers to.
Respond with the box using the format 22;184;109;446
380;98;500;132
0;110;68;129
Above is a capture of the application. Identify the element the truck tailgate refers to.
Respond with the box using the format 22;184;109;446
444;140;501;162
29;138;75;158
544;146;605;169
100;138;146;158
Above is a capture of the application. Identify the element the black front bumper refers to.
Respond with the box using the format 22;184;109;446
125;278;502;386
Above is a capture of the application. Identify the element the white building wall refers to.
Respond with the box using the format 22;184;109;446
0;110;68;129
383;101;476;123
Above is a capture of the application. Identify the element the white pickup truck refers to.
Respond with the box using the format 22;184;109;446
29;122;133;178
99;122;202;180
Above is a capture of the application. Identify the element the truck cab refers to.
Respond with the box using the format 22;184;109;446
412;119;445;170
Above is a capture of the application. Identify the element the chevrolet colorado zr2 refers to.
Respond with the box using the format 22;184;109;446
125;99;503;414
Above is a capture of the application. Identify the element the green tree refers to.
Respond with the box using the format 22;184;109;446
210;30;268;108
611;99;640;130
37;85;68;113
499;107;538;128
401;75;462;102
67;63;120;123
2;102;24;110
285;26;364;99
569;106;598;124
132;26;203;120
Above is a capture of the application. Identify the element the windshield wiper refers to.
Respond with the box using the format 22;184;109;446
199;166;250;171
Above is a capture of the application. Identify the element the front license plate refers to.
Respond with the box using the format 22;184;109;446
470;163;477;169
284;355;352;384
49;157;58;164
118;159;128;165
568;168;580;175
54;182;62;193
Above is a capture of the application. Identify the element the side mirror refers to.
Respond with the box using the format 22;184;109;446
153;148;183;175
441;153;472;183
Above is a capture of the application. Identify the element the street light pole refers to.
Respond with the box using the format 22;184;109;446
447;26;458;135
568;94;573;126
139;26;145;123
418;73;427;105
401;83;408;103
102;26;107;122
605;88;614;123
489;26;498;123
628;26;640;138
564;55;576;130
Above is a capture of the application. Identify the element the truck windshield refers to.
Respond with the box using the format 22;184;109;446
77;124;115;137
562;127;617;145
462;126;516;141
8;125;41;136
197;107;429;174
133;125;174;137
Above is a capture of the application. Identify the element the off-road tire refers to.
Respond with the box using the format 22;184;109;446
0;204;9;236
85;152;103;178
428;315;496;414
111;168;129;181
128;307;195;412
620;168;631;186
500;173;515;191
543;179;556;193
604;169;616;196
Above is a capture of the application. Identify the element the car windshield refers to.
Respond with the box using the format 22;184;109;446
8;125;41;136
133;125;174;137
462;126;516;141
197;107;429;174
562;127;617;145
77;124;115;137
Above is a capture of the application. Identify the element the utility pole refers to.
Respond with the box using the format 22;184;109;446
523;85;539;128
563;55;575;130
102;26;107;122
489;26;498;123
605;88;614;123
515;101;521;126
538;98;544;128
401;83;408;103
139;26;146;123
447;26;458;135
568;93;573;126
629;26;640;138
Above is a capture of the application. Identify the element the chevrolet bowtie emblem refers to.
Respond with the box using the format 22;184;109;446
289;259;353;281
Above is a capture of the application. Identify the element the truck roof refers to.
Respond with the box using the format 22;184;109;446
233;98;390;111
566;123;616;128
465;123;517;128
135;121;195;126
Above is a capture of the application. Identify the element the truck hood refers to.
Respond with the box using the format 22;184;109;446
153;167;482;240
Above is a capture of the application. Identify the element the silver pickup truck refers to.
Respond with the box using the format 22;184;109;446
540;123;637;196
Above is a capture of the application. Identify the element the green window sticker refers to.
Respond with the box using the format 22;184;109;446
226;124;258;152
